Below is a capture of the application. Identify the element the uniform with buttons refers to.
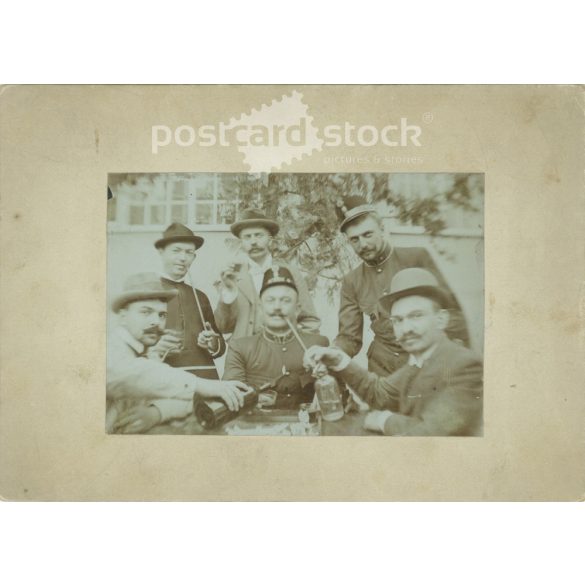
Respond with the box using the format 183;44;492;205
223;329;330;409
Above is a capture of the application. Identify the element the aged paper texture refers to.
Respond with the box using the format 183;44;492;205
0;85;583;500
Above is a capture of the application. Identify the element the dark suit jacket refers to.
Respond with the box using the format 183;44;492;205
160;278;226;380
340;336;483;436
334;246;469;376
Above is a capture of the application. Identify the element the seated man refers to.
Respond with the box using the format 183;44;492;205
304;268;482;436
223;266;329;410
107;272;248;434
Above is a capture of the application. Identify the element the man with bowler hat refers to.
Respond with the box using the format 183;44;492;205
215;208;320;340
304;268;482;436
107;272;249;434
334;196;469;377
153;223;226;380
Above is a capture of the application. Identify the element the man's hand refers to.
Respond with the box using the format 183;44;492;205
197;323;220;353
303;346;348;373
149;330;183;359
114;405;162;434
363;410;393;433
219;263;240;292
197;379;251;412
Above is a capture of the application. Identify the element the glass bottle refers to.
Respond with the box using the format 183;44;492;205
313;369;344;422
194;387;258;429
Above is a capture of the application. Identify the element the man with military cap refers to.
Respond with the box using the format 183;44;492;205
334;196;469;377
214;208;320;340
153;222;226;380
223;266;329;409
305;268;483;436
107;272;248;434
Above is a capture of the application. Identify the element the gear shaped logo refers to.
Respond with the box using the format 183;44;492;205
224;91;323;173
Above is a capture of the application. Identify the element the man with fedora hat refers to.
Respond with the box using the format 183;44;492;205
304;268;482;436
153;222;227;380
107;272;248;434
334;196;469;377
214;208;320;340
223;266;329;410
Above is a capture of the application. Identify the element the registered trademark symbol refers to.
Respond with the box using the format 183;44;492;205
422;112;434;124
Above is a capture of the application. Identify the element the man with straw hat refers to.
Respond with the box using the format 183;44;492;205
334;196;469;377
107;272;249;434
153;222;226;380
214;208;320;340
223;266;329;410
304;268;483;436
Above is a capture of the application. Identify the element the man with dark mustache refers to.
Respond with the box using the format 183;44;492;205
107;272;248;434
334;196;469;377
223;266;329;409
215;208;320;340
305;269;482;436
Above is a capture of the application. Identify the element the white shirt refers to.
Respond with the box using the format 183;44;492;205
407;343;439;368
248;254;273;294
115;324;145;355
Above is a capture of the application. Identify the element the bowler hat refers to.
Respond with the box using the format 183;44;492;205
111;272;177;313
154;223;204;250
260;265;297;296
230;208;280;238
337;196;377;232
380;268;451;311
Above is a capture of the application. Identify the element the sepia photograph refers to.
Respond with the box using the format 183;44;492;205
1;83;582;502
107;172;484;436
1;9;583;585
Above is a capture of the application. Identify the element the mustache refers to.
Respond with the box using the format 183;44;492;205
266;311;290;319
143;327;164;335
398;334;421;343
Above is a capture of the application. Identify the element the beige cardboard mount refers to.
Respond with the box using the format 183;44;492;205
0;85;583;501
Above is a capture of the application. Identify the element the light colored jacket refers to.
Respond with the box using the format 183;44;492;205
106;327;197;431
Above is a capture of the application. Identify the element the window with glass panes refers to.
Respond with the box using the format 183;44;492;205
108;174;241;229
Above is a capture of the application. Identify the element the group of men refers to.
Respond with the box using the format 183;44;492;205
106;197;483;436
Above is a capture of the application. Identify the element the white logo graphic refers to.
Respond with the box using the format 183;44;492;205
151;91;424;171
224;91;323;173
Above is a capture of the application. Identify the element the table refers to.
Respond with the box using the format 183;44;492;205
147;408;376;436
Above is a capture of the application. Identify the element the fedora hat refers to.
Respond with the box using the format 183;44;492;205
111;272;177;313
154;223;204;250
380;268;451;311
260;265;298;296
230;208;279;238
337;196;377;232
